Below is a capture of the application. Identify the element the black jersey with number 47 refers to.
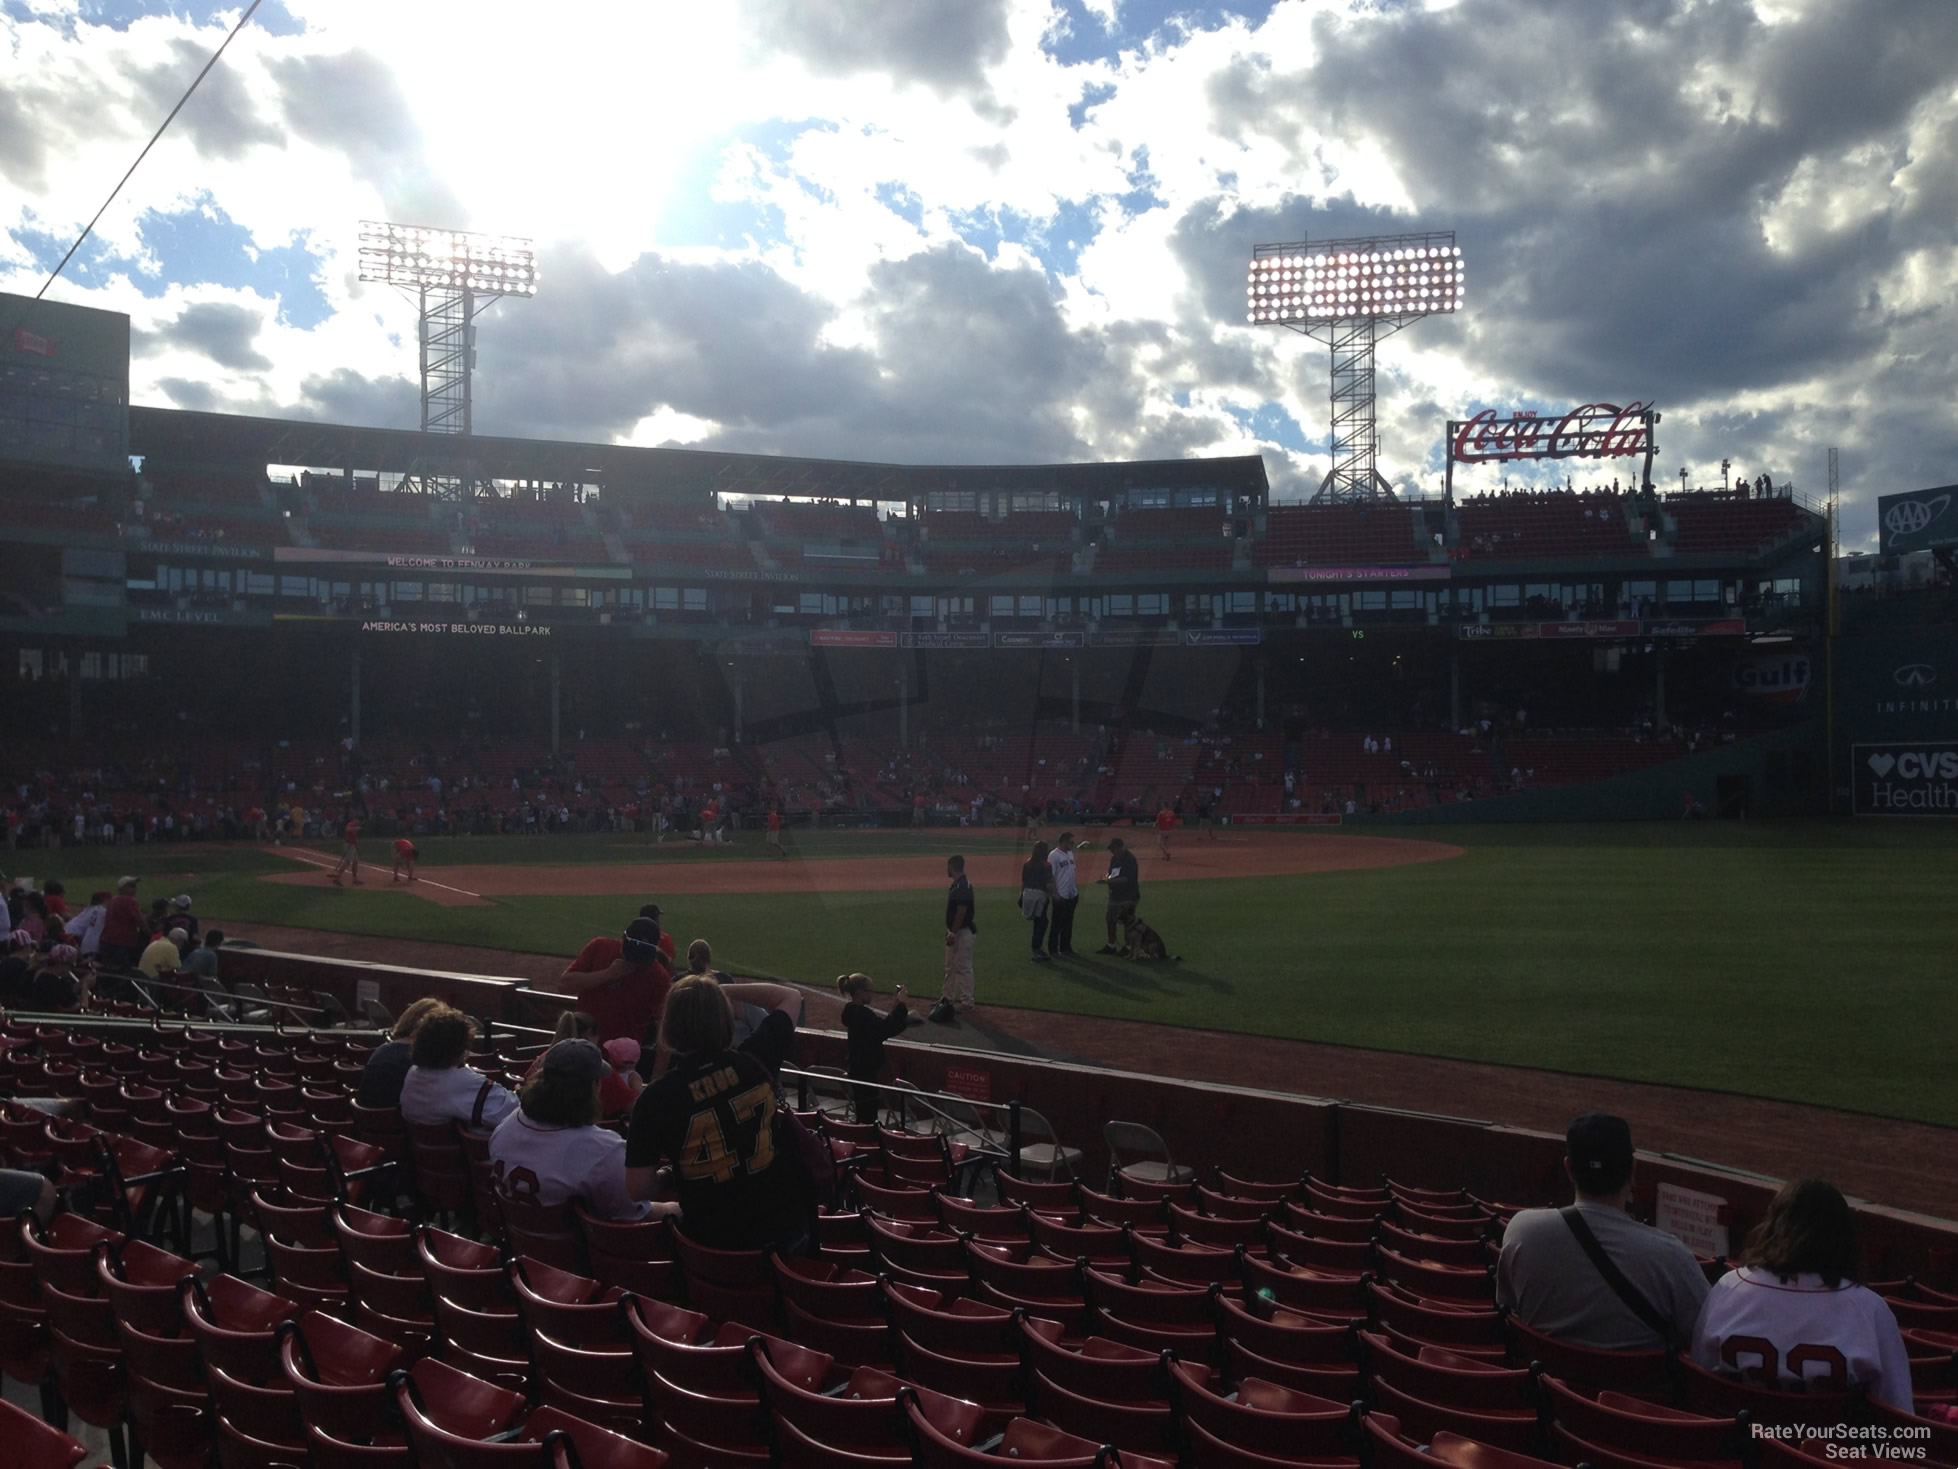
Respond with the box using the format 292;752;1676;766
626;1041;803;1250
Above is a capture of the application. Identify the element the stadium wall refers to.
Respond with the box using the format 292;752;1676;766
1365;721;1825;823
210;944;1958;1278
1832;612;1958;818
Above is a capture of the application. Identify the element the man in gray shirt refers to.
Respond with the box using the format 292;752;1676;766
1496;1113;1709;1350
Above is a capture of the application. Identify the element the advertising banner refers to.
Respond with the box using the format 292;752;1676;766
808;629;897;648
138;540;269;562
1183;628;1262;646
132;608;272;628
1876;485;1958;556
1267;564;1450;585
274;547;618;578
1852;741;1958;816
1643;618;1747;638
1091;628;1181;648
359;620;553;638
899;631;991;650
994;631;1086;649
1542;619;1641;639
1732;652;1811;702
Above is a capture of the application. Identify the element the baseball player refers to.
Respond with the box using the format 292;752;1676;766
1154;803;1177;860
766;805;783;855
391;837;419;884
329;814;364;885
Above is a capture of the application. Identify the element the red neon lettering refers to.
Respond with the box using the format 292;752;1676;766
1598;401;1648;456
1451;402;1653;463
1452;410;1498;460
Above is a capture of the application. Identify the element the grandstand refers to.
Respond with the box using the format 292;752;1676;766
0;396;1835;832
8;302;1958;1469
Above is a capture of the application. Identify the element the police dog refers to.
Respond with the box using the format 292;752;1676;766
1124;914;1180;962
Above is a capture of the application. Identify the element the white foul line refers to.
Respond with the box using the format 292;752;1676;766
279;846;484;900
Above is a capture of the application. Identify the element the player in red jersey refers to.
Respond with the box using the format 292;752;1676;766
1154;803;1176;861
330;815;364;885
766;805;783;855
391;837;419;884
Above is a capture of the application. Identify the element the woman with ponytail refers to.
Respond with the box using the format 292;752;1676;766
836;972;908;1124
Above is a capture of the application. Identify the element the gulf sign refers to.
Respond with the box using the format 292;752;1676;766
1731;653;1810;703
1853;741;1958;817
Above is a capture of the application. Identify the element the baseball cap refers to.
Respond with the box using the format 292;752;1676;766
601;1037;641;1070
172;895;192;909
117;876;139;891
539;1039;608;1086
1566;1113;1635;1193
622;916;662;964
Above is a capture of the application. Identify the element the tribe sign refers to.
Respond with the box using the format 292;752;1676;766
1450;402;1657;463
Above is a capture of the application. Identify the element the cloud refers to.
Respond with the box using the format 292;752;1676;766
137;300;273;371
134;35;283;161
2;0;1953;535
738;0;1014;98
267;47;467;224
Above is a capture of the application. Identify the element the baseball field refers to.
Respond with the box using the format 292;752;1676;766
35;820;1956;1128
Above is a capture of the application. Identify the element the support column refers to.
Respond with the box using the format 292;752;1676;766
733;668;745;740
1070;659;1081;735
1654;644;1668;730
68;667;83;740
349;646;362;750
549;654;561;757
898;664;909;749
1449;654;1462;732
1255;657;1267;730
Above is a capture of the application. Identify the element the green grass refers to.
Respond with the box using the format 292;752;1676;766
34;823;1958;1126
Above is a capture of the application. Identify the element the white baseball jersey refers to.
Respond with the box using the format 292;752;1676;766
1048;847;1079;900
399;1066;519;1130
488;1111;647;1221
1691;1267;1914;1413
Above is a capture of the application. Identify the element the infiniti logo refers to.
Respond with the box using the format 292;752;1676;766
1884;495;1950;536
1895;664;1937;689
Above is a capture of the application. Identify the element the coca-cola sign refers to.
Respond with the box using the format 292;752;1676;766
1450;402;1656;463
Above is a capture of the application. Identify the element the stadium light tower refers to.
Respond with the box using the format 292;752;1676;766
358;221;537;497
1245;230;1462;504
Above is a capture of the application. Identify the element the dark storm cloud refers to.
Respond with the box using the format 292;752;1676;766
1182;0;1958;508
268;49;467;225
468;243;1107;466
136;301;272;372
739;0;1013;98
288;368;420;431
155;377;219;412
134;37;282;160
1195;0;1958;405
0;83;52;193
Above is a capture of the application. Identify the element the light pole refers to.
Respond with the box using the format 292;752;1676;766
1242;230;1463;504
357;222;537;497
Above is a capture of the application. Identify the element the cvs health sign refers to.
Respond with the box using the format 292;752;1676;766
1853;741;1958;817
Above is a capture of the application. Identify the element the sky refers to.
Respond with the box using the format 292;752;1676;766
2;0;1953;544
